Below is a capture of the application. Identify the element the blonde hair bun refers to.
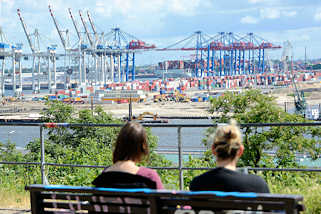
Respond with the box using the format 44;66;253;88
213;119;242;159
229;119;237;126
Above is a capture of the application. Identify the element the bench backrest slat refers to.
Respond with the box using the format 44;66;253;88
26;184;304;214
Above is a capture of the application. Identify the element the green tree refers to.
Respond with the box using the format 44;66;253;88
23;100;173;185
204;89;321;168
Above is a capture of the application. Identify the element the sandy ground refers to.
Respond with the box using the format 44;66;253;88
0;208;30;214
0;82;320;120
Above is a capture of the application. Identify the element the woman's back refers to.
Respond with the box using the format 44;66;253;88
190;167;269;193
92;171;157;189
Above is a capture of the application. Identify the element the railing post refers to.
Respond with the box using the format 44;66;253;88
178;127;183;190
40;125;48;184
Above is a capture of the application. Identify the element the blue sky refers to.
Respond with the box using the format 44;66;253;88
1;0;321;65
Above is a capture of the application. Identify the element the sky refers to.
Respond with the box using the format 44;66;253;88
1;0;321;65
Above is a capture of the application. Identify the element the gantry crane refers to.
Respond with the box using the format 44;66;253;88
157;31;281;78
87;10;106;85
48;5;69;51
0;27;10;97
17;9;42;94
79;10;94;49
48;5;70;91
68;8;82;44
87;11;100;47
102;28;156;82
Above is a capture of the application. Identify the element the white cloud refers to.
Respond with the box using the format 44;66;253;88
260;8;280;19
168;0;202;16
282;10;297;17
314;8;321;21
240;15;259;24
248;0;265;3
93;0;206;18
248;0;279;4
94;1;112;17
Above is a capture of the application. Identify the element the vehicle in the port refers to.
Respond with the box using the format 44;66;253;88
44;95;58;101
62;97;85;104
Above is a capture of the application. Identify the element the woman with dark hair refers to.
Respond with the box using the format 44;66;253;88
189;120;269;193
92;122;163;189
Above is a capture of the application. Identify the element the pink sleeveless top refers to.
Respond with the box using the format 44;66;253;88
137;167;164;189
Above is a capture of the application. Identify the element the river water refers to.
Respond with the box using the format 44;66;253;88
0;119;210;150
1;119;320;167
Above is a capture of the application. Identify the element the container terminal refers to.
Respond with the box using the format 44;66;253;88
0;5;320;120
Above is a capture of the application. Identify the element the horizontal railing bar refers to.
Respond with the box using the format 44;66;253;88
45;162;105;168
0;122;320;127
247;167;321;172
0;122;44;126
1;161;320;172
0;122;321;127
0;161;41;165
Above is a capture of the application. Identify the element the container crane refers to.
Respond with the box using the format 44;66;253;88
68;8;82;43
68;8;87;86
78;10;97;85
17;9;37;53
87;11;100;47
48;5;69;51
87;10;102;85
157;31;212;77
48;5;69;92
17;9;42;94
79;10;94;49
0;27;10;97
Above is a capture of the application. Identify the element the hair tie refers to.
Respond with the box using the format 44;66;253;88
225;130;232;139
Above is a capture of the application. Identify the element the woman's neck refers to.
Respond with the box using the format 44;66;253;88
216;158;237;171
106;160;140;174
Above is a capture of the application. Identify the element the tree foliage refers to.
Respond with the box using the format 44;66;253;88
1;100;173;186
204;89;321;168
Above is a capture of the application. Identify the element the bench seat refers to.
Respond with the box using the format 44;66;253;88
25;184;304;214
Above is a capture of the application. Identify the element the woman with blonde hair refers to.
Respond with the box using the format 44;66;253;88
190;120;269;193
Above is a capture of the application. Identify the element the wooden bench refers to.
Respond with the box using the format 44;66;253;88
25;184;304;214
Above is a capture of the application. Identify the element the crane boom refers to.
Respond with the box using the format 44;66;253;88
48;5;67;50
79;10;93;48
68;8;82;41
87;11;99;46
17;9;35;53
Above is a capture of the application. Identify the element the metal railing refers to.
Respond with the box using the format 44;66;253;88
1;121;321;190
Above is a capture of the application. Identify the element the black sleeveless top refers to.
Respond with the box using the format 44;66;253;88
92;171;157;189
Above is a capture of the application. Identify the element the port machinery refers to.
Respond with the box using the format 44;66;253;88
1;6;157;97
56;6;156;85
157;31;281;78
1;5;282;97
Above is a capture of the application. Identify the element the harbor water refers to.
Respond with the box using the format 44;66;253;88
0;119;320;167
